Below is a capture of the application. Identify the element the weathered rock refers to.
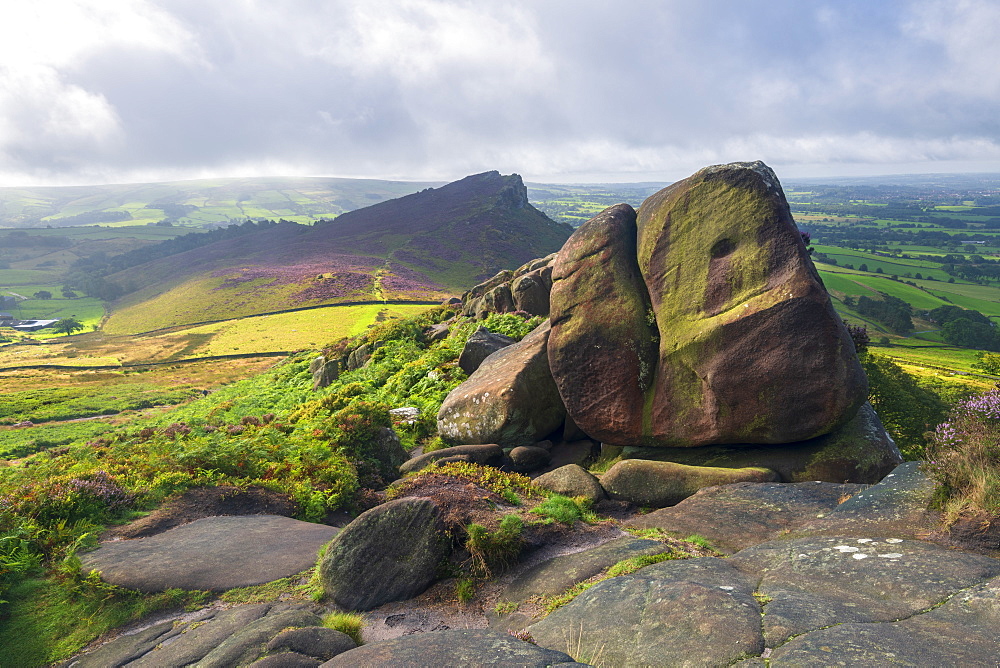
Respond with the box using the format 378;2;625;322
346;343;374;371
265;626;356;661
322;629;575;667
632;161;867;446
630;480;864;554
477;284;515;318
499;537;670;607
318;498;448;611
547;203;659;445
507;445;551;472
369;427;408;480
251;653;321;667
619;402;901;484
528;557;763;667
457;327;516;375
96;604;322;668
729;535;1000;647
424;322;451;342
438;322;566;446
310;356;339;390
388;406;420;424
80;515;338;592
795;460;942;539
540;439;599;471
462;269;514;316
767;575;1000;665
600;459;779;507
533;464;605;502
197;607;322;668
399;443;504;474
511;266;551;316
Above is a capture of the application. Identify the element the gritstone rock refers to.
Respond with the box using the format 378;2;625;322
458;326;516;375
438;322;566;446
600;459;779;507
318;498;447;611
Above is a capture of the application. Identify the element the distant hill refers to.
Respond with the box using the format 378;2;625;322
102;172;572;333
0;176;440;228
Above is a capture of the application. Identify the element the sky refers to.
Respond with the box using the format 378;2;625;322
1;0;999;186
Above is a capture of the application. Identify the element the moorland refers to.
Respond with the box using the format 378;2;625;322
1;169;999;664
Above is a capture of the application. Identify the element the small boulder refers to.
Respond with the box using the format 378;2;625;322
399;444;504;475
507;445;551;473
346;344;374;371
424;322;451;342
458;327;516;375
309;356;339;390
388;406;420;425
533;464;605;503
600;459;779;507
318;498;448;611
438;322;566;447
368;427;408;481
511;267;551;316
266;626;356;661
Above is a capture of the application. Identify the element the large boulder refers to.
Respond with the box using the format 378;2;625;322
632;161;867;446
600;459;779;507
438;322;566;446
318;498;447;611
458;327;516;375
511;265;552;316
547;203;659;445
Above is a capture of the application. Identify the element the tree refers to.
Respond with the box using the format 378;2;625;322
972;351;1000;375
33;290;52;300
52;317;84;335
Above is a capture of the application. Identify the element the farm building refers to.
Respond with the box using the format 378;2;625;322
11;319;59;332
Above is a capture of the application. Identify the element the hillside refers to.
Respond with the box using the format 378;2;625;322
102;172;571;333
0;176;440;228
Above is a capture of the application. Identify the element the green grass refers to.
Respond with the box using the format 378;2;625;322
529;495;597;525
0;577;207;666
0;383;197;426
0;420;118;460
321;611;365;645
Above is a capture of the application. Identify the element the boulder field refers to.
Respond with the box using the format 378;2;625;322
439;161;901;485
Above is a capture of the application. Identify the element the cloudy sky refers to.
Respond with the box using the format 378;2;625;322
1;0;998;186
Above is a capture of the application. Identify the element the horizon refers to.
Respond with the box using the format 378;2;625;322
1;1;999;187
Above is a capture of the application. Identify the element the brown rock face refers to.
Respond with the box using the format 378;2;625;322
547;203;659;444
633;162;867;446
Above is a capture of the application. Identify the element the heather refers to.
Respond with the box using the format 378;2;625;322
926;388;1000;520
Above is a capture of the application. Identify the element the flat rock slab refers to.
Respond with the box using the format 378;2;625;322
729;535;1000;646
70;603;322;668
794;460;942;539
81;515;338;592
768;575;1000;666
322;629;576;667
500;536;669;604
629;480;864;553
528;557;764;667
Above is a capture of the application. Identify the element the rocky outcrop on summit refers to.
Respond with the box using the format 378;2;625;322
630;161;866;446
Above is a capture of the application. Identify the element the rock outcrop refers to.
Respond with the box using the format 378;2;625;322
457;327;516;375
437;322;565;446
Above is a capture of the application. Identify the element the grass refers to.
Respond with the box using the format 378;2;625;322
321;611;365;645
465;515;524;578
0;577;208;666
0;383;197;425
529;495;597;525
218;570;317;604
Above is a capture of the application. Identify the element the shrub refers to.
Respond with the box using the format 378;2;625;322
465;514;524;578
926;389;1000;521
862;353;947;459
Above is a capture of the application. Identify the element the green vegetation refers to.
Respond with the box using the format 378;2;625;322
464;515;524;578
529;495;598;525
863;353;948;460
320;611;366;645
926;390;1000;522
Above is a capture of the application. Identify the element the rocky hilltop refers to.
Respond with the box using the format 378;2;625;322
440;161;900;485
70;163;997;667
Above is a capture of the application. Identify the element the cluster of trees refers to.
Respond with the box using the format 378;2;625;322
848;293;913;333
0;231;73;248
928;305;1000;351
